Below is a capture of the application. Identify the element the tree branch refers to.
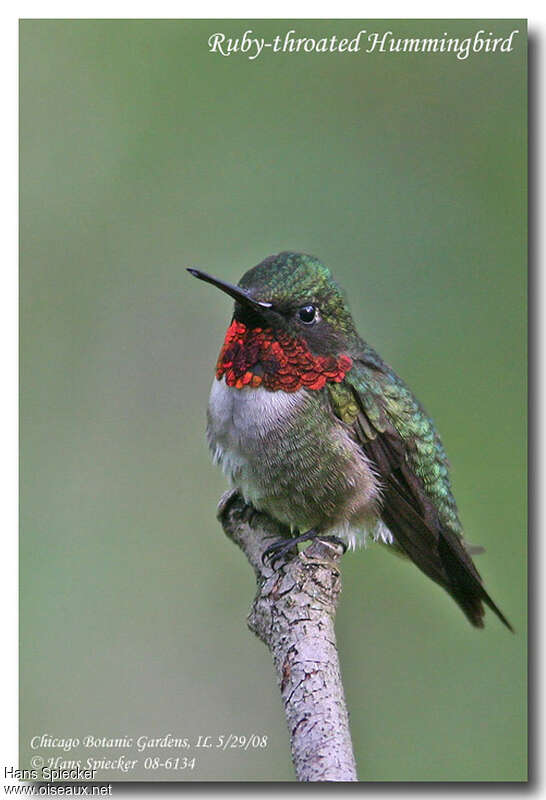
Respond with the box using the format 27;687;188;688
217;490;358;782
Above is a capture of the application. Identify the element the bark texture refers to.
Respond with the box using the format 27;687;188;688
217;490;358;782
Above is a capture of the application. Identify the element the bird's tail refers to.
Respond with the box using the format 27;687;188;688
381;486;513;632
437;531;514;632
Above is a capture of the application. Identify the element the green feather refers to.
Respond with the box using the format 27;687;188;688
335;351;463;537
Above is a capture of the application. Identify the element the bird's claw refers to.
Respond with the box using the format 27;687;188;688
261;538;298;568
325;535;348;554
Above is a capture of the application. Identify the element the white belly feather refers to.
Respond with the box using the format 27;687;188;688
206;378;393;549
207;379;303;501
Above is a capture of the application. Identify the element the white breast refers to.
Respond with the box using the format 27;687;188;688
206;376;392;549
206;378;306;501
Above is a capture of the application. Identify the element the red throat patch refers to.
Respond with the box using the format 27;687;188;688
216;320;353;392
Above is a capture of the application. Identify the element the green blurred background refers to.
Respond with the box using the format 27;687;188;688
20;20;526;781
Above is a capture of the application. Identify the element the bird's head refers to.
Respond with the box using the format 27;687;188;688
188;251;359;360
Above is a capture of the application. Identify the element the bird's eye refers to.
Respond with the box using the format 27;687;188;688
298;304;317;324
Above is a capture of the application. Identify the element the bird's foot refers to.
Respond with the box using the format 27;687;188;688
323;535;348;554
298;535;347;569
261;529;322;568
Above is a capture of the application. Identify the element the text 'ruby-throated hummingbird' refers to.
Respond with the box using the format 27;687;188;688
188;252;511;630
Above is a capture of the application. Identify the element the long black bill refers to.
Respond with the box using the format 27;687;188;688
187;268;272;311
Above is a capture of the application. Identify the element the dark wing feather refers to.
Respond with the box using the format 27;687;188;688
329;355;512;631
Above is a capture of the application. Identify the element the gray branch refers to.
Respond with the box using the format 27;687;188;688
217;490;358;782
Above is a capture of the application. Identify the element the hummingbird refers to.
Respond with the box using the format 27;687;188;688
188;252;511;630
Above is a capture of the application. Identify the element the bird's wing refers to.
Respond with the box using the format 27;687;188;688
327;353;512;630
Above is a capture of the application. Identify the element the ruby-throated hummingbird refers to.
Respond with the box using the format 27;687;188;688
188;252;511;630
